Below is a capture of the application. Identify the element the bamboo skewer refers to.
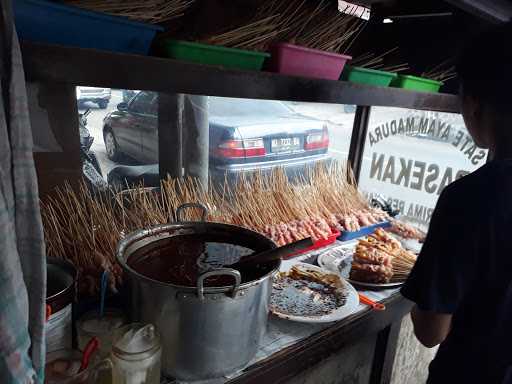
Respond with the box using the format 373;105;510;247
64;0;195;23
350;47;410;73
422;59;457;82
41;161;385;295
203;0;366;53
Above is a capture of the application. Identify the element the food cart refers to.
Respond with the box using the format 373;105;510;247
9;0;510;383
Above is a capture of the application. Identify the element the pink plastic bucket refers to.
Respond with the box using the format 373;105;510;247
268;43;352;80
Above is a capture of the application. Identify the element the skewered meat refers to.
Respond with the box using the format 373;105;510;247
349;229;417;284
333;208;390;233
263;217;334;246
340;214;360;232
372;228;402;250
350;262;393;283
325;213;341;230
354;210;372;226
388;219;426;242
297;220;312;239
280;223;294;244
353;246;393;266
369;208;390;222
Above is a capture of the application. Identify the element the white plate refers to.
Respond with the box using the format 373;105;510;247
347;279;404;289
270;262;359;323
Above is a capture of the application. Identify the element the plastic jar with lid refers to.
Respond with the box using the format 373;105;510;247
110;323;162;384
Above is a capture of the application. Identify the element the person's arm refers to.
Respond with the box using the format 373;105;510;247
401;185;478;347
410;306;452;348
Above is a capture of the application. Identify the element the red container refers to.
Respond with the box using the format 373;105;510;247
284;229;341;259
268;43;352;80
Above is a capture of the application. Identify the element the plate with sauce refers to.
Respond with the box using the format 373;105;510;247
270;262;359;323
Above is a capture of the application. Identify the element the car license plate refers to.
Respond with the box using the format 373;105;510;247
271;137;300;153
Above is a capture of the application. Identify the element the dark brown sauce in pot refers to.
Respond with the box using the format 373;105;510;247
127;234;277;287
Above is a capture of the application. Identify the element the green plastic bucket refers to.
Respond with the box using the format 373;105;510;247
162;39;270;71
390;75;443;93
341;65;397;87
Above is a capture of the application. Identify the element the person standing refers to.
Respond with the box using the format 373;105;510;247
402;22;512;384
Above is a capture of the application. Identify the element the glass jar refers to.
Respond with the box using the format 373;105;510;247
77;309;126;359
110;323;161;384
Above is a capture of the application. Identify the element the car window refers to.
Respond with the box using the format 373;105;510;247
209;97;293;117
129;92;156;115
148;96;158;116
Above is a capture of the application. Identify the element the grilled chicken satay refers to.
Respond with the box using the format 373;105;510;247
354;246;393;266
350;262;393;283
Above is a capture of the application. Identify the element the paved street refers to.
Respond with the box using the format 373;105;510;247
78;89;123;177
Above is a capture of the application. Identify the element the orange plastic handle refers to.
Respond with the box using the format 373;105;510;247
46;305;52;322
359;293;386;311
79;337;99;373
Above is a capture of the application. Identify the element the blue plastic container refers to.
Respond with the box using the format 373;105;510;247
337;221;391;241
14;0;163;55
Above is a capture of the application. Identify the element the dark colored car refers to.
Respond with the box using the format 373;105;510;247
76;87;111;109
122;89;138;103
103;92;331;187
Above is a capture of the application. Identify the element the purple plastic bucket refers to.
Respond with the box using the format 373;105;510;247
268;43;352;80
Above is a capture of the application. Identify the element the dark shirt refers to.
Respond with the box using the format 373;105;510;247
401;160;512;384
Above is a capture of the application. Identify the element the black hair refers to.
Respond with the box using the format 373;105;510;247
457;21;512;112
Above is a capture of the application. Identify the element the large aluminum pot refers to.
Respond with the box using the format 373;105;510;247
117;203;278;380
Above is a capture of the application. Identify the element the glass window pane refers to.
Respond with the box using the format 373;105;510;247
359;107;487;230
76;87;159;190
129;92;156;115
76;90;356;191
207;98;356;183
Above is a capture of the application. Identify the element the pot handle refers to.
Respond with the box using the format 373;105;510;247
197;269;241;300
176;203;208;223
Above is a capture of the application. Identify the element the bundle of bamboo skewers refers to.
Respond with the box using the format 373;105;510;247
202;0;366;53
283;0;366;54
350;47;409;73
41;177;223;296
41;183;125;295
201;15;284;52
41;162;391;295
422;59;457;82
63;0;195;24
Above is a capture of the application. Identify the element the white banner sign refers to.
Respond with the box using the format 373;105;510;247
338;1;371;20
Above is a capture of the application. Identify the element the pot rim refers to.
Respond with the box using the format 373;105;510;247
46;257;77;302
117;221;280;293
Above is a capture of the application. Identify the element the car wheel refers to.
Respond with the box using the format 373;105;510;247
104;129;121;161
98;100;109;109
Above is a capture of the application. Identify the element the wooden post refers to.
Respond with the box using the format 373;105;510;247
348;105;371;183
183;95;209;187
158;93;184;180
29;82;82;197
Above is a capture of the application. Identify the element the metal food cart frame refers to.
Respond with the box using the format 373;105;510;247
22;40;459;384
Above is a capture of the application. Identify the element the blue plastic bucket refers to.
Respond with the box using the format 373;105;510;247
14;0;163;55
